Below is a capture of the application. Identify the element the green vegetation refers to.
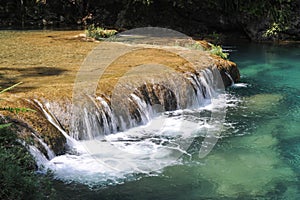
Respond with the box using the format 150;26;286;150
205;0;296;39
85;24;117;40
0;126;55;200
0;123;12;129
206;32;223;44
0;82;35;128
181;42;205;51
0;82;22;95
0;0;298;41
0;83;54;199
209;44;228;60
184;41;229;60
263;22;288;39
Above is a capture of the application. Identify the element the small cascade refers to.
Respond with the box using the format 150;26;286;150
129;93;152;123
188;73;207;107
26;66;224;146
224;71;235;86
3;28;241;188
96;97;118;134
33;99;77;147
31;132;56;160
26;66;224;159
67;67;223;140
224;71;248;88
28;145;54;170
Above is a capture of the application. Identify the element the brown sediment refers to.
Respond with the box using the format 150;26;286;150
0;30;239;155
97;48;197;95
0;30;96;154
0;30;97;99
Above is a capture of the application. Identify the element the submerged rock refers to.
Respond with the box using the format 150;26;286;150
198;131;294;197
244;93;283;113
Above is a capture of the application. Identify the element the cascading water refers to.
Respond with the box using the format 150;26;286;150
224;71;248;88
30;132;56;160
28;66;236;187
22;27;241;187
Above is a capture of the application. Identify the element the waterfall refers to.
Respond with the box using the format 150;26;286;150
29;67;223;144
28;145;53;170
13;27;241;186
25;65;230;186
28;66;223;155
66;67;222;140
129;93;152;123
224;71;235;86
94;96;118;134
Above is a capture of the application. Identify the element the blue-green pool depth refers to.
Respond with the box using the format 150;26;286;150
54;42;300;200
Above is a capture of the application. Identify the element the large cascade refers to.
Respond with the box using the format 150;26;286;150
3;28;240;186
67;67;221;141
28;66;230;185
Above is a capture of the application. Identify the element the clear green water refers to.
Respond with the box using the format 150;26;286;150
54;43;300;199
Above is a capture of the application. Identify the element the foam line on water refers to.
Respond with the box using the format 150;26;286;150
231;83;248;88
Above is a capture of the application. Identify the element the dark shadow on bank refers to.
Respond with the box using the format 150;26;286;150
0;66;67;93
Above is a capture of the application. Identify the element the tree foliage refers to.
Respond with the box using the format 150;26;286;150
0;0;299;40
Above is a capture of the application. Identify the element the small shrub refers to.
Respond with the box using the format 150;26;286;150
85;24;117;40
209;44;229;60
263;22;288;40
0;127;56;200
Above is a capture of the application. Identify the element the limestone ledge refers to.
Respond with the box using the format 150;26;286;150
0;31;240;156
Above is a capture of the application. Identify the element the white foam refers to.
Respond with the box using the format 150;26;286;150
231;83;248;88
31;92;239;187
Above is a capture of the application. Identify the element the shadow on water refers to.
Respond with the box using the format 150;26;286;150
0;66;67;92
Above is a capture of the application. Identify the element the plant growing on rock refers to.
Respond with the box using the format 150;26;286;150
85;24;117;40
0;126;56;200
0;82;35;129
0;83;55;199
209;44;229;60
